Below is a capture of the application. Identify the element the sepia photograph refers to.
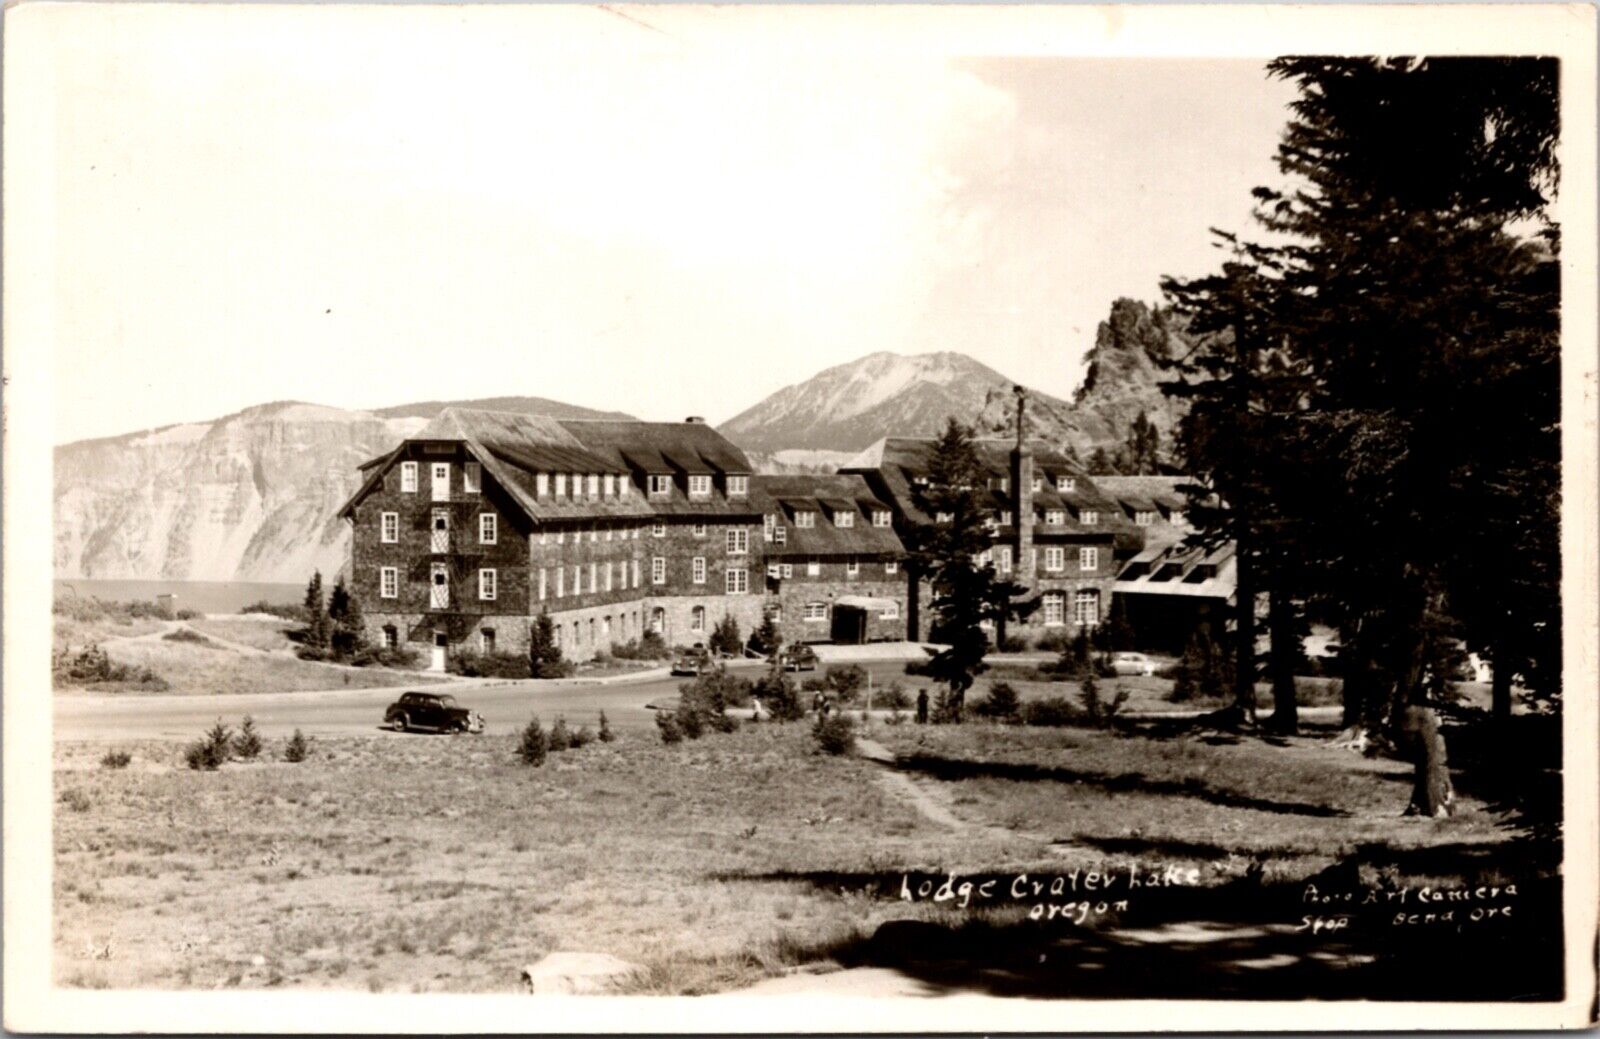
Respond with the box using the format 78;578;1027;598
5;2;1596;1032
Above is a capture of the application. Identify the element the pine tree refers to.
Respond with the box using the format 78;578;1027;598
302;571;329;651
529;611;566;678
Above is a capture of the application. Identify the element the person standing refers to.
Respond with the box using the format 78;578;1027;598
916;688;929;725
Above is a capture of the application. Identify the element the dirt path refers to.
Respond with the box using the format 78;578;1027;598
854;736;1020;842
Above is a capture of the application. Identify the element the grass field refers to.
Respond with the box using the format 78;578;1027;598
53;709;1552;996
53;612;169;652
64;638;443;696
189;617;302;653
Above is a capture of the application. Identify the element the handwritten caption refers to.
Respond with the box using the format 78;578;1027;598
1298;880;1520;934
899;864;1201;922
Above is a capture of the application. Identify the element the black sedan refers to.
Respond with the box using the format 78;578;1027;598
384;692;485;734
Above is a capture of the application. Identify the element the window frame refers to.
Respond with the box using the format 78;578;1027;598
1043;591;1066;626
1080;546;1098;572
727;475;749;498
873;510;892;528
687;474;712;499
1081;509;1099;526
400;461;418;493
725;567;748;594
479;513;498;545
464;462;481;494
648;474;672;497
692;556;707;584
835;510;855;528
380;566;399;599
380;512;399;544
479;568;498;601
727;528;748;555
804;601;828;622
1044;546;1065;572
652;557;667;585
795;511;815;529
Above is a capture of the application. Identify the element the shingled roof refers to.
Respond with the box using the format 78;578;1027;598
750;474;903;557
558;420;752;476
1091;476;1194;513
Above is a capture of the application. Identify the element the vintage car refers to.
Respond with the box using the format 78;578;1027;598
773;644;819;672
1109;651;1157;677
670;646;714;677
384;692;485;734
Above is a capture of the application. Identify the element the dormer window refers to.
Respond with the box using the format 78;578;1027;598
1081;509;1099;526
688;475;712;498
603;474;616;497
648;475;672;497
727;475;749;498
835;511;855;528
1171;510;1186;525
775;526;787;544
536;473;550;497
555;473;568;497
1135;510;1156;527
1032;477;1043;492
587;474;600;498
764;514;776;541
1045;509;1065;526
998;511;1012;526
795;510;816;529
873;510;892;528
616;476;629;497
1057;476;1075;493
464;462;481;494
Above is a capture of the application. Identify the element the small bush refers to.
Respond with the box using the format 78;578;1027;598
572;725;596;748
547;716;573;752
609;632;670;660
874;681;912;710
753;669;804;722
974;681;1021;720
823;664;869;703
448;651;532;679
678;704;705;740
812;713;855;756
655;710;684;745
59;788;92;813
1021;696;1078;727
283;729;310;763
174;608;202;621
996;634;1029;653
598;711;617;742
52;644;168;690
517;717;548;765
240;600;307;622
1078;671;1129;726
99;750;131;770
295;645;331;662
350;645;423;669
1034;629;1074;654
231;716;263;759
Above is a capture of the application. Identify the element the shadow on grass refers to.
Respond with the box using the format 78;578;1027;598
894;752;1349;818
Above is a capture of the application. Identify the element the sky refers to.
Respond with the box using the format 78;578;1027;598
40;6;1299;444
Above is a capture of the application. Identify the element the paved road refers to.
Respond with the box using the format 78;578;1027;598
53;659;922;742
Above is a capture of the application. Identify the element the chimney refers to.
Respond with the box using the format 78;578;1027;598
1011;386;1035;582
685;416;706;424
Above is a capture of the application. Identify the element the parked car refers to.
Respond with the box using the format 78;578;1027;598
671;646;714;677
1109;651;1157;677
384;692;484;734
773;644;819;672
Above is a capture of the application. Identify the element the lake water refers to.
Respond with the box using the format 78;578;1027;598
53;579;305;614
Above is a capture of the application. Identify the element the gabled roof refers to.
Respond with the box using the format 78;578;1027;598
558;420;752;476
750;474;903;557
1091;476;1194;512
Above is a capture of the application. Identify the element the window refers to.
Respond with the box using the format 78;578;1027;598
846;557;859;577
693;523;707;538
604;527;612;542
996;545;1012;572
775;526;787;544
586;474;599;498
653;522;666;538
648;474;672;497
432;463;450;501
573;565;582;594
688;475;712;498
727;475;748;498
1042;591;1065;626
590;529;598;543
727;528;748;554
632;559;641;587
726;568;748;594
617;477;629;498
804;602;828;622
536;473;550;497
618;560;628;590
1135;510;1155;527
691;606;706;633
400;462;418;492
1080;546;1099;572
479;569;497;601
555;473;567;497
380;567;398;599
795;511;815;529
464;462;481;493
382;625;398;649
1171;510;1186;526
479;513;498;545
881;601;900;620
1057;476;1075;493
771;605;783;624
602;616;612;639
556;567;565;597
603;474;616;497
997;511;1012;526
605;562;614;592
781;564;794;579
764;514;776;541
481;628;495;654
381;512;399;543
692;557;706;584
873;510;892;528
1081;509;1098;526
836;510;854;528
556;530;565;545
590;561;598;592
1074;590;1101;627
1045;510;1065;526
652;557;666;585
539;568;547;601
1044;546;1065;572
807;559;821;577
885;559;899;575
1032;477;1043;492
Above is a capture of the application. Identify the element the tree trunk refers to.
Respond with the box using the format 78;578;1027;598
1491;638;1512;722
1264;587;1299;733
1232;542;1258;723
1399;705;1454;817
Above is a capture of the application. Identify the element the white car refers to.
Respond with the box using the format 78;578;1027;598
1110;651;1157;677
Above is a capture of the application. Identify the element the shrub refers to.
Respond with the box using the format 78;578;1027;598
1078;671;1129;726
448;651;532;679
174;608;202;621
974;681;1021;720
996;633;1029;653
1169;628;1232;703
529;612;572;678
931;688;963;725
677;704;705;740
823;664;868;703
598;711;617;742
517;717;548;765
678;669;753;735
1034;629;1074;654
240;600;306;622
99;750;131;770
753;668;804;722
59;788;92;813
812;713;855;756
350;645;422;669
233;716;263;759
708;615;744;658
1021;696;1078;727
283;729;310;763
295;645;331;662
747;611;781;657
875;681;912;710
609;631;671;660
547;716;573;752
572;725;596;748
655;710;684;744
52;644;168;691
161;623;209;641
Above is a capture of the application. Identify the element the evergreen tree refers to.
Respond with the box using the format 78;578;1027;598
528;611;567;678
748;609;781;657
302;571;329;650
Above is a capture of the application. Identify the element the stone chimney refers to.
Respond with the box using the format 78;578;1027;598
1010;386;1035;582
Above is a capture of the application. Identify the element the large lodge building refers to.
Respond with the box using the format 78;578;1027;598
338;406;1217;667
